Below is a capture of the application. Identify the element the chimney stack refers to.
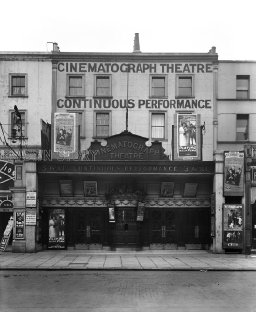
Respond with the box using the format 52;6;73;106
133;33;141;53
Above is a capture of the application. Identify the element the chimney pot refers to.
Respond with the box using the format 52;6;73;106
133;33;141;53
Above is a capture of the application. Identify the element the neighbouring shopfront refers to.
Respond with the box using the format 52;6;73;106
37;131;214;250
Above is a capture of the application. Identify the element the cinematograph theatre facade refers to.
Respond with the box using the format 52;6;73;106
1;36;255;253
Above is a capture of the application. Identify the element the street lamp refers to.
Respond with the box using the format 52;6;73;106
13;105;23;160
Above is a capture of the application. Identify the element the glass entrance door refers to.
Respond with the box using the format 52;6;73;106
114;207;138;246
72;208;103;246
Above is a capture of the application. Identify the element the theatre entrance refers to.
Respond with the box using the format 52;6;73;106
68;208;105;247
149;208;211;248
113;207;138;247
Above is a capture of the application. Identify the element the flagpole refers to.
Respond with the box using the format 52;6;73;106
126;69;129;131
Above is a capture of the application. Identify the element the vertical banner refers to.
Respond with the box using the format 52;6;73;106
48;209;66;249
15;212;25;239
224;151;244;196
54;113;76;156
223;204;243;249
174;114;201;160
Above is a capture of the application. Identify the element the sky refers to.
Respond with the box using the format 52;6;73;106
1;0;255;60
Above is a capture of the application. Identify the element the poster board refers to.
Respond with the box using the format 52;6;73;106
54;113;76;156
160;182;174;197
0;216;14;252
15;212;25;240
84;181;97;197
174;114;201;160
108;207;115;223
223;204;243;249
137;203;145;222
48;209;66;249
223;151;244;196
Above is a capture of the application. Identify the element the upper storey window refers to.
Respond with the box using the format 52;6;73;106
67;75;84;96
9;74;27;97
236;75;249;99
95;75;112;97
176;76;193;98
150;76;167;98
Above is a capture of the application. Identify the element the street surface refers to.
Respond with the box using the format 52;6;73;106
0;271;255;312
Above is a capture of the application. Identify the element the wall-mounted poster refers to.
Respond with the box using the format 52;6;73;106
60;180;73;196
137;203;145;222
84;181;97;197
223;204;243;249
174;114;201;160
224;151;244;196
48;209;65;249
160;182;174;197
15;212;25;239
54;113;76;156
109;207;115;223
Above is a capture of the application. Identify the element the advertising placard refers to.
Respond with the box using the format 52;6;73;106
26;211;37;225
26;191;37;208
0;216;14;252
223;204;243;249
48;209;65;249
251;166;256;186
54;113;76;156
15;212;25;239
224;151;244;196
137;203;145;222
174;114;201;160
108;207;115;223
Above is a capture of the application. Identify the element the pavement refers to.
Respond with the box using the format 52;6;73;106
1;249;256;271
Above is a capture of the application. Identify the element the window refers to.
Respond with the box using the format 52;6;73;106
150;76;167;97
236;114;248;140
10;111;27;138
67;75;84;96
94;112;111;137
151;113;166;140
95;76;111;97
177;76;193;97
9;74;27;96
236;75;249;99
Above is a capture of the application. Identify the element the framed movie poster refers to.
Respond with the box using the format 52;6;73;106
48;209;66;249
174;114;201;160
15;211;25;239
84;181;97;197
223;204;243;249
54;113;76;156
160;182;174;197
224;151;244;196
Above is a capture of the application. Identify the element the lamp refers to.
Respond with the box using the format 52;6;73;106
201;122;206;135
13;105;23;160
